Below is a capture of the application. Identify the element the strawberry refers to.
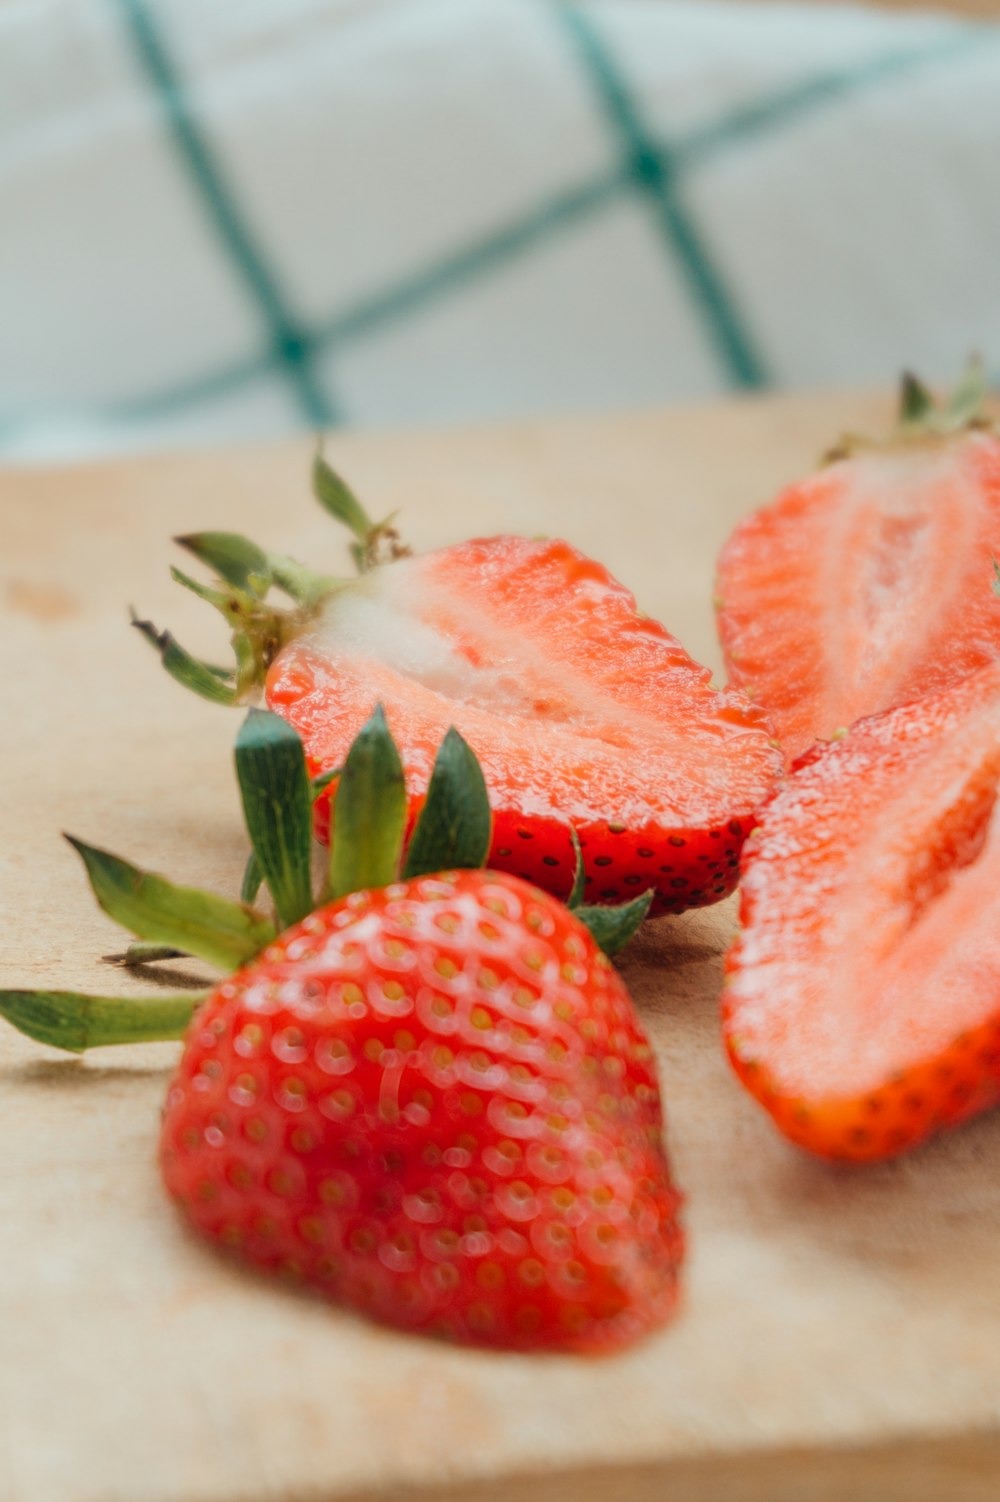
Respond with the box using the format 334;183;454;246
135;460;780;915
723;660;1000;1162
716;363;1000;764
159;868;682;1352
1;708;682;1352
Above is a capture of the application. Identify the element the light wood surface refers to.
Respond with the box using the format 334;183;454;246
3;389;1000;1502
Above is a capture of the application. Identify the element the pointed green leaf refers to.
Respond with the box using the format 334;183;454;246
312;765;342;797
238;764;361;908
66;835;274;971
131;613;237;706
899;371;934;425
235;710;314;929
107;942;187;967
312;452;375;548
574;890;653;958
946;354;987;427
567;828;586;909
240;851;264;905
175;531;272;596
0;989;202;1054
328;706;406;899
169;565;253;618
403;728;491;879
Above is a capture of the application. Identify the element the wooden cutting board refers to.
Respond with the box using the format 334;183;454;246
3;390;1000;1502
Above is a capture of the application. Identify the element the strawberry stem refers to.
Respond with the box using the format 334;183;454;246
0;989;203;1053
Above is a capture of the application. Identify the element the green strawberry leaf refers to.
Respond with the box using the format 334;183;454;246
169;565;255;619
899;371;935;426
403;727;492;878
174;532;272;597
0;989;202;1053
312;765;342;796
240;851;264;905
575;890;654;957
130;612;237;706
106;942;188;967
312;452;375;549
945;354;987;427
239;761;341;907
327;705;407;900
66;836;274;971
235;710;315;930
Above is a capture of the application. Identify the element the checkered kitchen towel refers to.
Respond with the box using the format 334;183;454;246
2;0;999;461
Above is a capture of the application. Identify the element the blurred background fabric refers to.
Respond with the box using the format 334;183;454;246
1;0;999;461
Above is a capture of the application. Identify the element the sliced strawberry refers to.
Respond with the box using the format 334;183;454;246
723;662;1000;1161
267;535;780;914
716;376;1000;765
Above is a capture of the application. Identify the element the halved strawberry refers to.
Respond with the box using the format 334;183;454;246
723;661;1000;1161
716;365;1000;764
136;463;781;916
266;534;779;916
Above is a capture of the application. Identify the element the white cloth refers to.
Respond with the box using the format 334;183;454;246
1;0;998;460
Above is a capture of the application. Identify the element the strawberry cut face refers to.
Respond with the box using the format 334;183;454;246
724;662;1000;1161
267;536;780;913
716;431;1000;764
159;870;683;1353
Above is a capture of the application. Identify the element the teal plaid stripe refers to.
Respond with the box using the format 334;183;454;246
556;4;767;388
67;6;989;432
116;0;337;425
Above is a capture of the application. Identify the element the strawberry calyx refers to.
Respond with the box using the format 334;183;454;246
0;711;652;1054
824;357;992;464
0;989;202;1054
134;454;408;706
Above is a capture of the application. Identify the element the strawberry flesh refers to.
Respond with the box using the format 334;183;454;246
724;663;1000;1161
267;536;780;913
160;870;683;1352
716;433;1000;763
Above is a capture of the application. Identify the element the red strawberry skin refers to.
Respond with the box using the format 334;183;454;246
160;870;683;1353
716;431;1000;764
723;663;1000;1162
267;535;780;915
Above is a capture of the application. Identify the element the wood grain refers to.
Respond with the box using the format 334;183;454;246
2;388;999;1502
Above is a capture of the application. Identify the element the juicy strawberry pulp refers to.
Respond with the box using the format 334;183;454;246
716;431;1000;764
160;870;683;1352
724;663;1000;1161
267;536;780;914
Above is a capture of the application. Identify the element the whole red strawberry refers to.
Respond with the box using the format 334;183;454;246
724;660;1000;1161
716;363;1000;764
1;708;682;1352
136;460;780;915
160;869;682;1351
